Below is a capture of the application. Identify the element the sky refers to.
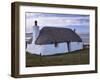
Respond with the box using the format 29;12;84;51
25;12;90;34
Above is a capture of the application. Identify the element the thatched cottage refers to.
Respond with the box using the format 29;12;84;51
26;21;83;55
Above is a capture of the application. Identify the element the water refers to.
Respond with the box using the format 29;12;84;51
78;33;89;45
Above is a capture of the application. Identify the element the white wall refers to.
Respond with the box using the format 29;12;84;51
70;42;83;51
0;0;100;80
27;42;83;55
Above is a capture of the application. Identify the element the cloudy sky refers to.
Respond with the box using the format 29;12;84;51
25;12;90;34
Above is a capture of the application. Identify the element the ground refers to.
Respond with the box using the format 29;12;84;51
26;48;89;67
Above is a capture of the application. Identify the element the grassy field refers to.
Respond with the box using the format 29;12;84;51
26;48;89;67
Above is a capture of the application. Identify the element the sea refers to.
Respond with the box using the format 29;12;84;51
78;33;89;45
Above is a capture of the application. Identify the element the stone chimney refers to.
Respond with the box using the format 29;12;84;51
32;20;39;43
73;28;76;33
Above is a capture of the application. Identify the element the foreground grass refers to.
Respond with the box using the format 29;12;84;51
26;48;89;67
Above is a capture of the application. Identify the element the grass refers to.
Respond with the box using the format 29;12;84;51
26;48;89;67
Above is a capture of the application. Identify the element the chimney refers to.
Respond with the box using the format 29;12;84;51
35;20;37;26
32;20;39;44
73;28;76;32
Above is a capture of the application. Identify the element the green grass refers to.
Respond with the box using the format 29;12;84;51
26;48;89;67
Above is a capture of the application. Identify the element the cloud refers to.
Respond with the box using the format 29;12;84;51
25;13;89;33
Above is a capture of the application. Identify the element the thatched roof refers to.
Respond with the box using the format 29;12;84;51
35;27;82;45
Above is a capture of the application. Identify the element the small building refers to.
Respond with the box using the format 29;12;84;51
26;21;83;55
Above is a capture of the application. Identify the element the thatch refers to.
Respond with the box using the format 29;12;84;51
35;27;82;45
